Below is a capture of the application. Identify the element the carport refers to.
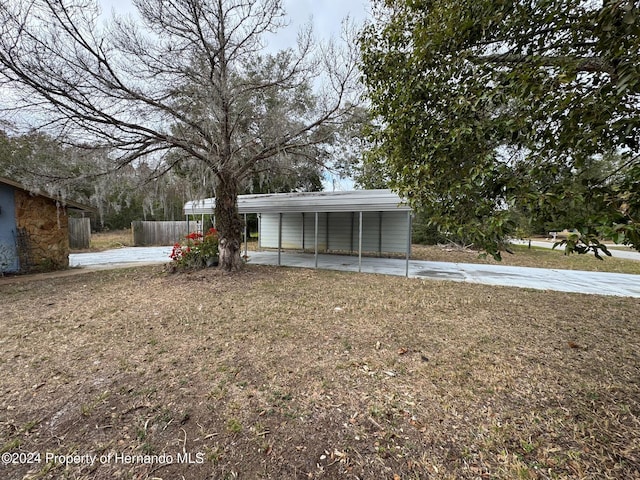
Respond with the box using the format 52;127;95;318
183;189;414;276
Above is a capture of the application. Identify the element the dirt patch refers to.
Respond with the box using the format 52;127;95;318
1;265;639;479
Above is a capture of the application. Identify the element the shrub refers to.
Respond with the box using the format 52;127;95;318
169;228;219;269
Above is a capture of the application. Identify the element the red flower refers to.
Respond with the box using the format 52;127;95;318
170;229;218;268
169;243;183;260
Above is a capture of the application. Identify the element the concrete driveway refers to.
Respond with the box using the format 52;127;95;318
70;246;173;269
69;247;640;298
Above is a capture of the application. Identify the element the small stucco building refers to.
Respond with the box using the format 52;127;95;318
0;176;94;274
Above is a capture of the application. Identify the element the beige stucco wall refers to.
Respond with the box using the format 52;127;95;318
14;189;69;272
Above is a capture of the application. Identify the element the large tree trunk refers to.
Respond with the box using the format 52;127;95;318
214;174;244;272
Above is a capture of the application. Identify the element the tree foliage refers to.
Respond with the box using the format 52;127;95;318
0;0;359;270
360;0;640;257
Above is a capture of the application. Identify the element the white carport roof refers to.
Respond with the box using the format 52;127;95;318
184;189;413;276
183;189;411;215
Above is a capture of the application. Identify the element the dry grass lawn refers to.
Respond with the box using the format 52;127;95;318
1;265;639;479
84;229;135;251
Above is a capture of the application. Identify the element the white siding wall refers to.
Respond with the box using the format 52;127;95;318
259;211;409;254
302;213;328;250
259;213;297;249
380;211;411;252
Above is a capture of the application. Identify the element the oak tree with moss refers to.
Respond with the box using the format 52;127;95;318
0;0;359;270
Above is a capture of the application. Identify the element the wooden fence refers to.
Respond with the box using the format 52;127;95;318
69;217;91;249
132;221;191;246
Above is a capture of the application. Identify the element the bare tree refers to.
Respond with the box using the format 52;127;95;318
0;0;360;270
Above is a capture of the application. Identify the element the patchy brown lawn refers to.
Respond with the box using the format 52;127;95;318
72;229;135;252
1;265;638;479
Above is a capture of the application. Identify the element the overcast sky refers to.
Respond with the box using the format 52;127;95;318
99;0;371;51
272;0;371;49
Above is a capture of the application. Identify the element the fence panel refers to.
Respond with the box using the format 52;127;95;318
69;217;91;249
131;221;191;246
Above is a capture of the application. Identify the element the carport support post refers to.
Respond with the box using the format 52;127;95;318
358;211;363;273
378;211;383;257
406;211;412;277
314;212;318;269
278;213;282;266
257;214;261;249
243;213;248;258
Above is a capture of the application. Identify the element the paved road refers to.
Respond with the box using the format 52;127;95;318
512;239;640;261
69;247;640;298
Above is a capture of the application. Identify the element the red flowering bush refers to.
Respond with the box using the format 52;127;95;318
170;228;219;269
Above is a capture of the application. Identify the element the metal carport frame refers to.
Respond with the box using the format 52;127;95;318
183;189;413;276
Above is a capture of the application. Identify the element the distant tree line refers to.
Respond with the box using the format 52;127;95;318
0;129;326;231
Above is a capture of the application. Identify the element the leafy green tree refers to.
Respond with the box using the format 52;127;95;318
360;0;640;258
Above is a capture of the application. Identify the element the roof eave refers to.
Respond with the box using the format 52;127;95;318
183;190;412;216
0;176;96;213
